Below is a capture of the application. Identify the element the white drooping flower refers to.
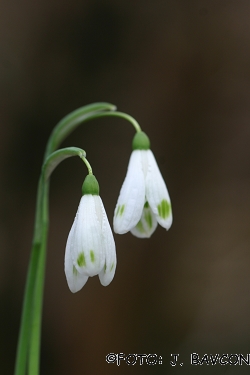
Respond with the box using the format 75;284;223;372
113;131;172;238
65;175;116;293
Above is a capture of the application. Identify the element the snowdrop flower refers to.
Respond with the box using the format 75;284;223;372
114;131;172;238
65;175;116;293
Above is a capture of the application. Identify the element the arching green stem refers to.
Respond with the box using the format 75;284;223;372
80;156;93;175
15;146;94;375
14;102;142;375
14;104;114;375
43;147;87;180
83;111;142;133
45;102;116;157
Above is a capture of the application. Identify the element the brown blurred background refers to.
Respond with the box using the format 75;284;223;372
1;0;250;374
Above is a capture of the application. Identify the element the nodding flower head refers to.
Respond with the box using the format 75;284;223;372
113;131;172;238
65;175;116;293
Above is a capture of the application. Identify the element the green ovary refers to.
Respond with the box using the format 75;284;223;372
77;252;86;267
157;199;171;219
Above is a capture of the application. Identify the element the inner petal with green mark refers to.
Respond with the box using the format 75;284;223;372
115;204;125;217
144;209;153;228
90;250;95;263
77;252;86;267
157;199;171;219
120;204;125;216
135;220;146;233
73;265;78;276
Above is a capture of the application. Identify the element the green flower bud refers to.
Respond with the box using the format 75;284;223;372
82;174;99;195
132;131;150;150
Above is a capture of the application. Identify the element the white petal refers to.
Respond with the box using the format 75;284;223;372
65;220;89;293
71;195;105;276
113;150;145;234
145;150;173;229
98;197;117;286
130;202;158;238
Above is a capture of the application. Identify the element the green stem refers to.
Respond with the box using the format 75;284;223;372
28;178;49;374
13;241;40;375
14;176;47;375
83;111;142;133
43;147;86;180
14;102;141;375
81;156;92;175
45;102;116;156
14;104;115;375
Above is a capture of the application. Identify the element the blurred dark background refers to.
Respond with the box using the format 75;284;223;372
1;0;250;374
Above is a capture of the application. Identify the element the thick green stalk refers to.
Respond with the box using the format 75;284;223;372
28;178;49;375
13;241;40;375
14;176;47;375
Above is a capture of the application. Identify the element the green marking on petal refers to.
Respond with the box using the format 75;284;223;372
144;201;149;208
120;204;125;216
116;205;120;217
135;220;145;233
104;263;107;273
77;252;86;267
110;262;114;271
157;199;171;219
73;265;78;276
90;250;95;263
145;210;153;228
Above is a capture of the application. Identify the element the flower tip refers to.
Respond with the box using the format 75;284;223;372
99;268;116;287
113;223;128;235
68;285;79;294
99;257;116;286
166;216;173;231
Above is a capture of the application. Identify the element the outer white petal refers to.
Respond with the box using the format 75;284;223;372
98;197;117;286
130;203;158;238
113;150;145;234
65;219;89;293
145;150;173;229
71;195;105;276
